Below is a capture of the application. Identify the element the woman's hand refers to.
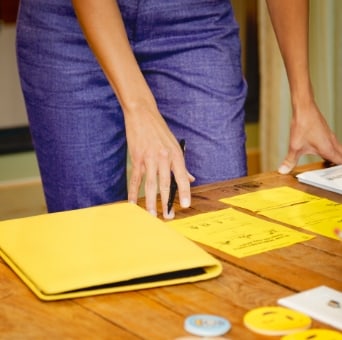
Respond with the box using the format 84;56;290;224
278;102;342;174
266;0;342;173
124;98;194;219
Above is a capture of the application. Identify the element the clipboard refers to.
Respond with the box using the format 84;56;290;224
0;202;221;301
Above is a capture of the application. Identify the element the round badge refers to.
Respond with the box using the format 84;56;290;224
184;314;231;337
243;306;311;336
281;329;342;340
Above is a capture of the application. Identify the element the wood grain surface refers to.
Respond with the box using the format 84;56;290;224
1;162;341;339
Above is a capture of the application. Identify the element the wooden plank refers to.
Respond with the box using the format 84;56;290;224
76;259;338;339
76;283;262;339
202;243;342;292
0;262;139;339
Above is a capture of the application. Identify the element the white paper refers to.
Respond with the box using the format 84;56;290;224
296;165;342;195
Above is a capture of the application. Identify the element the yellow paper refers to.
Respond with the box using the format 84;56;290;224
220;187;342;240
168;208;313;258
220;187;321;212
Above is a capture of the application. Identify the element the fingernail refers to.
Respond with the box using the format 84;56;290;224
180;198;190;208
164;209;175;220
278;165;291;174
148;209;157;217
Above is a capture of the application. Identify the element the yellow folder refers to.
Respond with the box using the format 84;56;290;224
0;202;221;301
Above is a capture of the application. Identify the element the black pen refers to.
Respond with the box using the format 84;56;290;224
167;139;186;214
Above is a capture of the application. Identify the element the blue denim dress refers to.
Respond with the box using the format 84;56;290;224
16;0;247;212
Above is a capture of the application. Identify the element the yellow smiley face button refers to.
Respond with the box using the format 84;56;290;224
243;306;311;336
281;329;342;340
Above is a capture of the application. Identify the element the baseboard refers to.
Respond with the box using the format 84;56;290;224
0;126;34;155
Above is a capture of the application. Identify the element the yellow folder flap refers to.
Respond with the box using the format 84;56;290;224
0;202;221;300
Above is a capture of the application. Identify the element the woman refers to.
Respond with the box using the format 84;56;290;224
16;0;342;219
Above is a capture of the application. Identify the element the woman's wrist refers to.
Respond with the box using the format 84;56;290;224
290;79;316;113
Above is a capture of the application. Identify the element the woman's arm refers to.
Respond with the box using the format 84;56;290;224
266;0;342;172
72;0;193;218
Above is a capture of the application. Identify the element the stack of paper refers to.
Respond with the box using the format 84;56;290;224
296;165;342;195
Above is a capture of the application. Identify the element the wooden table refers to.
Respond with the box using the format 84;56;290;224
1;162;341;339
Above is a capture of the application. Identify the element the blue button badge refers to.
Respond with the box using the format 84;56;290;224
184;314;231;337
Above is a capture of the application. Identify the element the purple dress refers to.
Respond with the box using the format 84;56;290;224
16;0;247;212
